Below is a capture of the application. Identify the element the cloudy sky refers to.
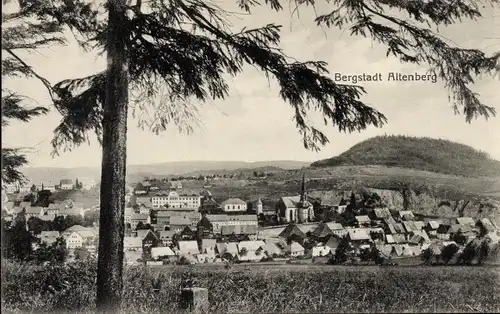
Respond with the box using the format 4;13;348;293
3;1;499;168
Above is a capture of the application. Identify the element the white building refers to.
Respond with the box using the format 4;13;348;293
206;214;258;233
221;198;247;212
151;191;202;209
59;179;74;190
65;230;97;249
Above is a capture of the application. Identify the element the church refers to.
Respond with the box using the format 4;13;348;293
276;173;314;223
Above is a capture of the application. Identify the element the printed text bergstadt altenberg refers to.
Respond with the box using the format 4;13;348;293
334;72;438;84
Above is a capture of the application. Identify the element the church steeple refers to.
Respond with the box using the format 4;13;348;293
299;172;307;205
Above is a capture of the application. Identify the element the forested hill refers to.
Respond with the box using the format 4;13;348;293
311;135;500;178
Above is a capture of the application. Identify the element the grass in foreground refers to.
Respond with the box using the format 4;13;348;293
2;261;500;313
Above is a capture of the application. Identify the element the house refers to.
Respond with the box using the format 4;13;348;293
221;198;247;212
178;240;200;255
286;241;305;257
25;206;43;218
170;216;192;233
276;173;314;223
200;198;221;213
19;201;31;209
347;229;372;249
159;230;175;245
134;195;152;207
124;237;143;251
151;246;176;260
355;215;371;227
402;221;419;234
370;207;392;221
65;230;97;249
312;243;331;257
455;217;475;227
138;205;150;215
179;225;196;240
424;221;441;237
310;222;334;240
130;213;150;230
58;207;85;218
39;231;60;246
170;181;183;189
46;203;62;216
59;179;74;190
398;210;415;221
151;190;202;209
278;223;306;242
221;225;258;240
156;211;171;226
326;222;347;237
197;215;214;238
263;239;286;257
476;218;496;235
414;221;425;230
201;239;217;255
124;251;143;265
325;235;341;252
137;229;160;257
237;240;266;261
216;242;239;258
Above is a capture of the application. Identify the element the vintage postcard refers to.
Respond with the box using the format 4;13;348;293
2;0;499;313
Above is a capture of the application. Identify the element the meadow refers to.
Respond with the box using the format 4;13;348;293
2;261;500;313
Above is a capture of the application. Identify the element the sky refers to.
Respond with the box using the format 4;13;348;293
3;1;500;168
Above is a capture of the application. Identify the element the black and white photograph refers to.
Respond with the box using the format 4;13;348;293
1;0;500;313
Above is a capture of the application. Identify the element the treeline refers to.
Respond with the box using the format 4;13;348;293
311;135;500;177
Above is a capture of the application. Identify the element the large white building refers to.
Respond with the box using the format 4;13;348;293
221;198;247;212
151;190;202;209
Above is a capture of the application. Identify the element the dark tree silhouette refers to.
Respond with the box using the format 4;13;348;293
441;243;459;265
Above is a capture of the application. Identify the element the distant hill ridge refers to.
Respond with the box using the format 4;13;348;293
311;135;500;178
20;160;311;184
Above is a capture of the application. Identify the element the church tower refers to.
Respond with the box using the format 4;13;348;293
299;172;307;206
256;198;263;215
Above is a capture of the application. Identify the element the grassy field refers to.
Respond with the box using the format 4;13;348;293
2;261;500;313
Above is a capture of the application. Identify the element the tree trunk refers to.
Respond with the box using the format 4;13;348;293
96;0;129;312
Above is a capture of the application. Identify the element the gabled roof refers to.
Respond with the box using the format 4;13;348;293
201;239;217;251
39;214;56;221
326;222;345;231
64;225;89;233
238;240;265;252
159;230;175;239
347;229;370;241
477;218;496;233
170;216;191;226
136;229;155;240
411;230;430;243
25;206;43;214
383;217;397;225
60;179;73;185
280;196;311;208
386;234;396;244
20;202;31;209
206;214;229;222
221;198;246;206
286;241;304;253
262;242;283;256
355;215;371;223
178;241;199;255
386;224;397;234
311;222;333;238
227;215;257;222
402;221;418;233
197;216;213;229
130;213;149;221
392;234;407;244
325;236;341;249
398;210;414;219
414;221;425;230
373;208;392;219
3;202;14;210
456;217;475;225
151;246;175;258
278;223;306;239
221;225;257;236
124;236;142;248
216;242;238;255
393;223;405;234
427;221;440;229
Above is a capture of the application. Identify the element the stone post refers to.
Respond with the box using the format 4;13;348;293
180;287;209;312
